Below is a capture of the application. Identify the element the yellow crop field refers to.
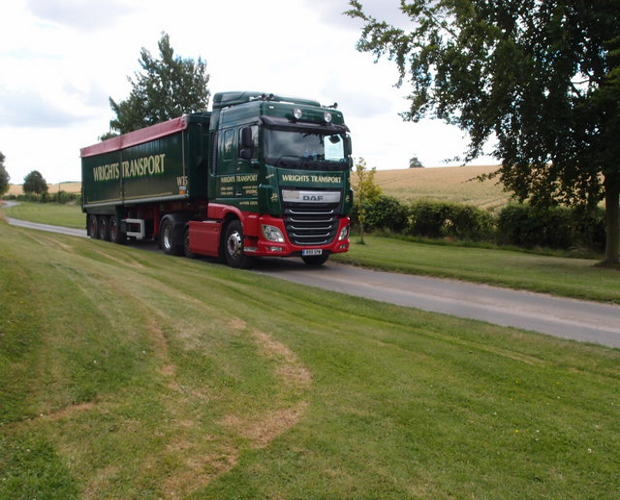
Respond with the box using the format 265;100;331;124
8;182;82;196
375;165;512;211
5;166;512;211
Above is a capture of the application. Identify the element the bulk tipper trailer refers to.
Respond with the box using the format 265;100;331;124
81;91;353;268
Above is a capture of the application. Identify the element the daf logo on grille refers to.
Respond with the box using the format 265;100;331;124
282;190;341;204
303;194;324;201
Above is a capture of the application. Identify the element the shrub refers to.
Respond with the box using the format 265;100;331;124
496;204;604;251
407;201;447;238
498;204;557;248
55;191;81;204
446;204;495;241
571;206;606;252
363;195;409;233
407;201;495;241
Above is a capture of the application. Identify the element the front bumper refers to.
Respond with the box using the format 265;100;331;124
244;214;350;257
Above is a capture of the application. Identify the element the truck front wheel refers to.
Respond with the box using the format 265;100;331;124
224;220;254;269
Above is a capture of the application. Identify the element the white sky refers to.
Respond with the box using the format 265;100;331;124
0;0;494;184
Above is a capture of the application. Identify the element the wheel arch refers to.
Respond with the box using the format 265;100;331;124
159;212;188;239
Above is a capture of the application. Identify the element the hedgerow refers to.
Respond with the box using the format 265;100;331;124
352;196;604;253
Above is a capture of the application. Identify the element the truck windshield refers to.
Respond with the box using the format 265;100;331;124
264;130;347;169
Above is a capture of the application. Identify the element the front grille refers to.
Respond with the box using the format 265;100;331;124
283;203;340;246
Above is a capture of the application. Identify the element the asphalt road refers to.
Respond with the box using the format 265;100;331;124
254;259;620;348
7;216;88;238
5;212;620;348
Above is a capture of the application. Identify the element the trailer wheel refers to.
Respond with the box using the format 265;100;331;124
98;216;110;241
302;254;330;266
109;216;126;245
161;218;183;256
88;214;99;239
224;220;254;269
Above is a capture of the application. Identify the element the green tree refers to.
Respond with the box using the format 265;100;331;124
105;32;210;137
409;156;424;168
0;152;9;196
23;170;48;196
347;0;620;265
353;157;382;244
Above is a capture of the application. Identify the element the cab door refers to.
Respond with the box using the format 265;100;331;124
212;125;259;210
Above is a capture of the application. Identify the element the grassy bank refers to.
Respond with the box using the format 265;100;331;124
1;221;620;499
2;201;85;229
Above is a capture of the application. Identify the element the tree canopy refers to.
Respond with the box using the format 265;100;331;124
105;32;210;137
23;170;48;195
0;152;9;196
347;0;620;264
409;156;424;168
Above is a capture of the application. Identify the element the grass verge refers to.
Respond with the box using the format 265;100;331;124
333;235;620;304
1;221;620;499
2;201;85;229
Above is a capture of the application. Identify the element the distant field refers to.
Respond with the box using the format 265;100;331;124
375;165;511;211
6;167;509;210
7;182;81;196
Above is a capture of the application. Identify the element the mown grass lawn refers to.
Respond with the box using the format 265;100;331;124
1;221;619;500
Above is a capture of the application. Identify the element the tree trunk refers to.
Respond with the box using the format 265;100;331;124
603;173;620;265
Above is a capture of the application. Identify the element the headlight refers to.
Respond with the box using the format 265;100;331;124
324;112;332;123
293;108;303;120
262;224;285;243
338;225;350;241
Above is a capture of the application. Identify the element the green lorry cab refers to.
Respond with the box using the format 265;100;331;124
81;91;353;268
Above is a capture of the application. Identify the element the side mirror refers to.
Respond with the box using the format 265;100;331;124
241;126;253;149
239;126;255;161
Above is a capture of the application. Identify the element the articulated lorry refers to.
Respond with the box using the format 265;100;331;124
81;91;353;268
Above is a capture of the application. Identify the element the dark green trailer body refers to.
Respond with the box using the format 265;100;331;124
81;115;210;209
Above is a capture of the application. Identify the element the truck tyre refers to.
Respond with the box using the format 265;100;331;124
224;220;254;269
161;218;183;256
98;216;110;241
183;226;197;259
88;214;99;239
109;216;126;245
